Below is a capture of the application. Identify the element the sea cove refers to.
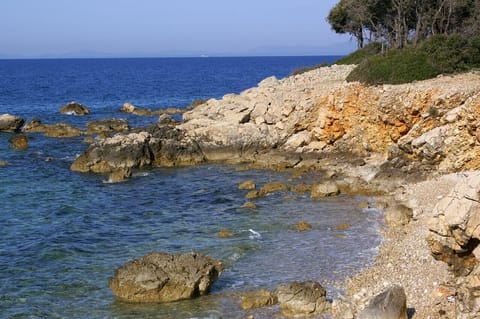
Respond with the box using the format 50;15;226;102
0;57;382;318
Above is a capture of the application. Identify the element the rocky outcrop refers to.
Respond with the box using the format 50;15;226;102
23;118;82;138
357;285;407;319
276;281;329;316
0;114;25;132
60;101;90;115
86;118;130;135
71;126;204;173
109;252;223;303
426;172;480;318
120;102;183;116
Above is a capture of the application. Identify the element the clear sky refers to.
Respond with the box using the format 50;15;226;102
0;0;356;58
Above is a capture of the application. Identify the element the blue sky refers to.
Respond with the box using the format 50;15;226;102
0;0;355;58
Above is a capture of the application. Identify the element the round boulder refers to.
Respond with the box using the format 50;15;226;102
109;252;224;303
276;281;329;316
0;114;25;132
60;102;90;116
9;134;28;150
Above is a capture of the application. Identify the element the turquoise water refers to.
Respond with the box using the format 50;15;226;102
0;57;382;318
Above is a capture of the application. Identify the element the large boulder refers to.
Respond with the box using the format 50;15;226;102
60;101;90;115
86;118;130;135
109;252;223;303
357;285;407;319
0;114;25;132
276;281;329;316
71;126;205;173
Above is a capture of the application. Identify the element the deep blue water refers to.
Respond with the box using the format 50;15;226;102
0;57;382;319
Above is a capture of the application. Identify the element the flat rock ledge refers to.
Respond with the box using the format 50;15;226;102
109;252;224;303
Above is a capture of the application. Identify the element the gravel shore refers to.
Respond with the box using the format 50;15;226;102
341;173;469;318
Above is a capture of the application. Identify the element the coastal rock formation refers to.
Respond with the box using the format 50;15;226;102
71;65;480;177
23;118;83;138
357;285;407;319
120;102;183;116
86;118;130;135
60;101;90;115
0;114;25;132
108;252;224;303
276;281;329;316
71;126;204;173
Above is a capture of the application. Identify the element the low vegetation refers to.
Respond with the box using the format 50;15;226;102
338;35;480;84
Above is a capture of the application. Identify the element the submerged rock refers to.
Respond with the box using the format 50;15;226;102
238;179;256;190
0;114;25;132
86;118;130;135
276;281;329;316
109;252;224;303
60;101;90;115
357;285;407;319
9;134;28;150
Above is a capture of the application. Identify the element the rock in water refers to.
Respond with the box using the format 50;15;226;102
109;252;224;303
59;101;90;115
0;114;25;132
9;134;28;150
311;181;340;198
276;281;329;316
358;285;407;319
86;118;130;135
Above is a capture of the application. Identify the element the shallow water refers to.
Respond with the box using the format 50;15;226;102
0;57;382;318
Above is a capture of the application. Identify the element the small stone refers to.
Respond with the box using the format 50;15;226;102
311;181;340;198
120;102;136;113
245;190;260;199
60;101;90;116
242;201;257;209
295;221;313;232
334;223;352;231
239;179;256;190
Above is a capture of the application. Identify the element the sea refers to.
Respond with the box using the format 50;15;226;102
0;56;383;319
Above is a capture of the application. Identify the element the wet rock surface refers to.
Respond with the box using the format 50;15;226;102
59;101;90;115
276;281;329;316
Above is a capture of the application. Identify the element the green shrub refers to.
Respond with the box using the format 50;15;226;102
335;42;383;65
344;35;480;84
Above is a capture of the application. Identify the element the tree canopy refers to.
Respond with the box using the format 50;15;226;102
327;0;480;49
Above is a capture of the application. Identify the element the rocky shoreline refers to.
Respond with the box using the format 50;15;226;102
3;64;480;317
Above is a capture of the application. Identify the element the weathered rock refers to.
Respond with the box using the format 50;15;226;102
9;134;28;150
60;101;90;115
71;127;205;173
357;285;407;319
0;114;25;132
427;172;480;276
44;123;83;138
22;118;44;133
240;289;278;310
120;102;136;113
86;118;130;135
242;201;257;209
109;252;224;303
295;221;313;232
158;113;176;126
276;281;329;316
71;131;153;173
385;204;413;227
239;179;256;190
311;181;340;198
456;264;480;318
258;181;289;196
